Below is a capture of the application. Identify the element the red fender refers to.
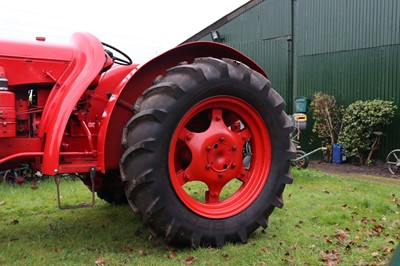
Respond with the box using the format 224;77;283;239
97;41;267;172
39;32;106;174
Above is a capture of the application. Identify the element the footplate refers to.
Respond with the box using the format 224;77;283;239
55;167;96;209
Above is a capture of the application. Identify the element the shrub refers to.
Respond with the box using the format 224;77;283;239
310;92;344;162
338;99;397;165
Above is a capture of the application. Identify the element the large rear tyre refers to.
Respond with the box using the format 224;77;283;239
120;57;295;247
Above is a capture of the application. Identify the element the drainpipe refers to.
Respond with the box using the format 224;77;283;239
291;0;298;111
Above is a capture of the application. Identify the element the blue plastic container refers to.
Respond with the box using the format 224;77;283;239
332;144;343;164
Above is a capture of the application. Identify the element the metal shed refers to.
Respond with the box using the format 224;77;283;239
184;0;400;160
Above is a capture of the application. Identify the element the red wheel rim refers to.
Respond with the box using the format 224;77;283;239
168;96;271;219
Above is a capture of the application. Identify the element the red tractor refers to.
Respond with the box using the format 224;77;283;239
0;32;294;247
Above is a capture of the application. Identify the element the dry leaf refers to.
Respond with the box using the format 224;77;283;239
54;248;61;253
371;251;379;257
0;201;5;206
324;235;333;244
138;250;147;256
168;252;177;259
95;258;106;265
282;256;295;264
222;253;229;259
122;246;134;252
185;256;196;264
320;249;341;264
261;247;271;252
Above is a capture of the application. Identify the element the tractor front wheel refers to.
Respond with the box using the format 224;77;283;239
95;170;127;204
120;57;294;247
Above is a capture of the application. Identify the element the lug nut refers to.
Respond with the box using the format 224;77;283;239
232;145;237;151
220;137;225;142
231;163;237;168
206;164;211;170
216;115;222;121
184;175;190;181
206;146;212;151
218;173;223;178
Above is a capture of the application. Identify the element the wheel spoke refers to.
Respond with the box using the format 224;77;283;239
211;108;223;122
205;185;222;203
238;168;250;183
238;128;251;142
178;127;192;142
396;167;400;174
176;170;188;186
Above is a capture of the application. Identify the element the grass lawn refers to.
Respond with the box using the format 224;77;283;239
0;169;399;265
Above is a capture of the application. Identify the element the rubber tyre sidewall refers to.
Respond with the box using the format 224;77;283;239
130;82;288;245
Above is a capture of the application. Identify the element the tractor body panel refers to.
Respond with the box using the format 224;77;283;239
0;32;294;248
100;41;267;170
0;32;266;175
0;32;107;174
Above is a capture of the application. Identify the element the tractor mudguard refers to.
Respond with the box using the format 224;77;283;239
0;32;106;175
98;41;268;172
38;33;106;174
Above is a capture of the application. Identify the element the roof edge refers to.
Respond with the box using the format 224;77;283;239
182;0;263;43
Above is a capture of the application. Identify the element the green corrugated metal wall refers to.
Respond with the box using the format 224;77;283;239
196;0;400;160
200;0;293;107
295;0;400;159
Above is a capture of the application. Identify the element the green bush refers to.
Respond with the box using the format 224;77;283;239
338;99;397;165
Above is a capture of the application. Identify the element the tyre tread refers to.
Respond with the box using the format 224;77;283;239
121;57;293;247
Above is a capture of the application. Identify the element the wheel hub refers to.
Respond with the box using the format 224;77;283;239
207;142;234;172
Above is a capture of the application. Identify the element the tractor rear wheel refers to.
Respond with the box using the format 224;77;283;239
120;57;295;247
